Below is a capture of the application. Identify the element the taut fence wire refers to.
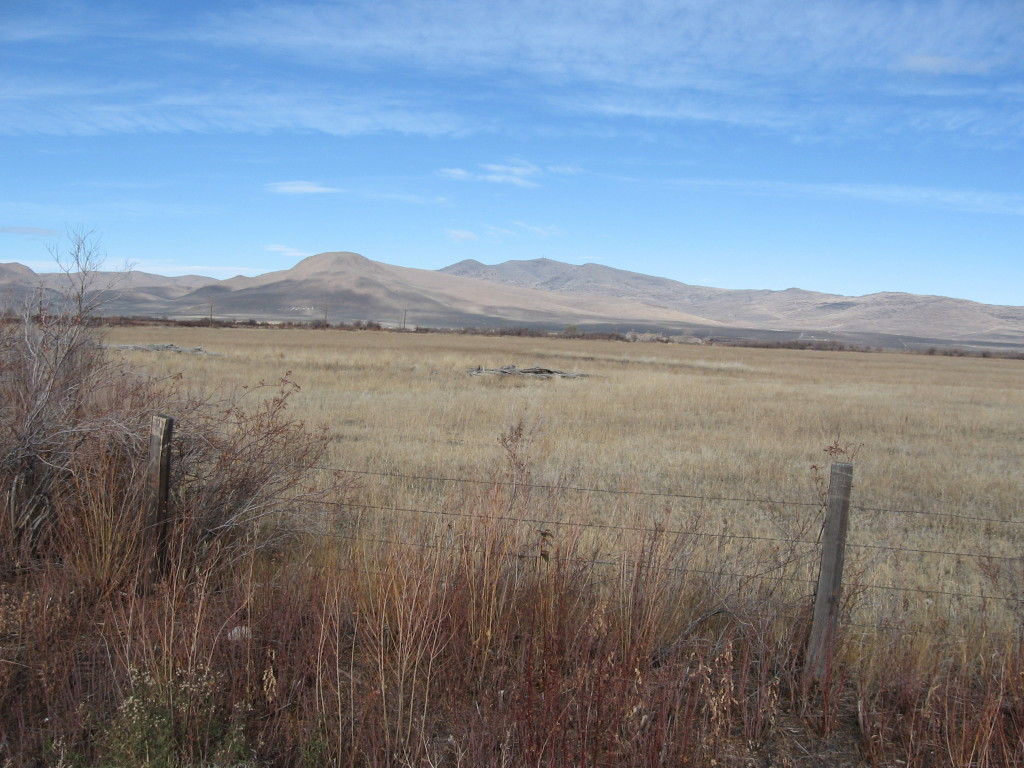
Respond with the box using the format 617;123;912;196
145;426;1021;663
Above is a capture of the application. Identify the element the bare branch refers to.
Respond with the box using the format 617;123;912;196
46;227;129;321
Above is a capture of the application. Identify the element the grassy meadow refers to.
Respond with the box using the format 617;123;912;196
2;319;1022;766
104;325;1023;506
105;326;1024;620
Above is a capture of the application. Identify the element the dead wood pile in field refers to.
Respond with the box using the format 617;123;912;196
101;343;213;355
468;364;587;379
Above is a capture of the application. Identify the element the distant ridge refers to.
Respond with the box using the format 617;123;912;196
441;258;1024;346
2;252;719;333
3;253;1022;349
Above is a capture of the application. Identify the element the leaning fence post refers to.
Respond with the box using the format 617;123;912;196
807;461;853;681
146;414;174;577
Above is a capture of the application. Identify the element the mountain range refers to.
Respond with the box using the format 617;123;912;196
2;252;1022;350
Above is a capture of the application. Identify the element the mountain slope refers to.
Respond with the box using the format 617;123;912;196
11;252;723;330
441;258;1024;343
4;253;1021;347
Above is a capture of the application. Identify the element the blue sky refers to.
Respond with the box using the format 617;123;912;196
2;0;1022;305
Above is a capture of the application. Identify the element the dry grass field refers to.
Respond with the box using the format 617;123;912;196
104;326;1024;630
3;319;1022;766
103;326;1022;504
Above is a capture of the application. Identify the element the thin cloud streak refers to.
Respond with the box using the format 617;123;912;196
482;225;515;237
266;244;312;258
5;1;1021;141
2;199;211;220
0;84;472;137
192;0;1023;138
513;221;561;237
474;221;561;238
547;165;584;175
899;55;994;76
0;226;61;237
265;181;342;195
672;178;1024;216
364;192;452;206
439;161;542;187
201;0;1020;84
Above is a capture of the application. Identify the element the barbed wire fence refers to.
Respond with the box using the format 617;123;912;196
147;416;1024;670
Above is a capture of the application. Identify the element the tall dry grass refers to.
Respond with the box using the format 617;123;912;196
0;319;1020;765
103;327;1024;628
101;326;1022;512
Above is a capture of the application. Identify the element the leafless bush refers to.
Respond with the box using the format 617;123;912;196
0;236;356;762
0;233;122;565
0;233;345;582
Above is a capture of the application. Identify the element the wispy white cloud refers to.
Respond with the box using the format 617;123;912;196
191;0;1024;138
569;91;801;132
899;55;994;76
513;221;561;237
479;162;540;187
547;165;584;175
671;177;1024;216
5;1;1021;142
364;191;452;205
0;226;60;237
446;229;478;241
265;181;341;195
474;221;561;238
439;161;541;187
438;168;472;182
482;224;515;237
808;182;1024;216
266;244;312;258
1;199;210;220
0;81;472;137
0;6;119;43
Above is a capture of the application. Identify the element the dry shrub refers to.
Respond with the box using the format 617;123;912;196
0;264;349;763
0;312;340;584
0;311;115;568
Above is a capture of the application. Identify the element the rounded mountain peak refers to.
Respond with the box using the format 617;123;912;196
290;252;371;275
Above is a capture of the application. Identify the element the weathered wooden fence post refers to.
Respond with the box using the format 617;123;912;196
146;414;174;576
807;461;853;681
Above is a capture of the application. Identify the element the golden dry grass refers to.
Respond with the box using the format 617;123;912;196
4;317;1022;766
103;326;1024;635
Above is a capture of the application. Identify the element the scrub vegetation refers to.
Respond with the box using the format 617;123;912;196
1;309;1021;765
